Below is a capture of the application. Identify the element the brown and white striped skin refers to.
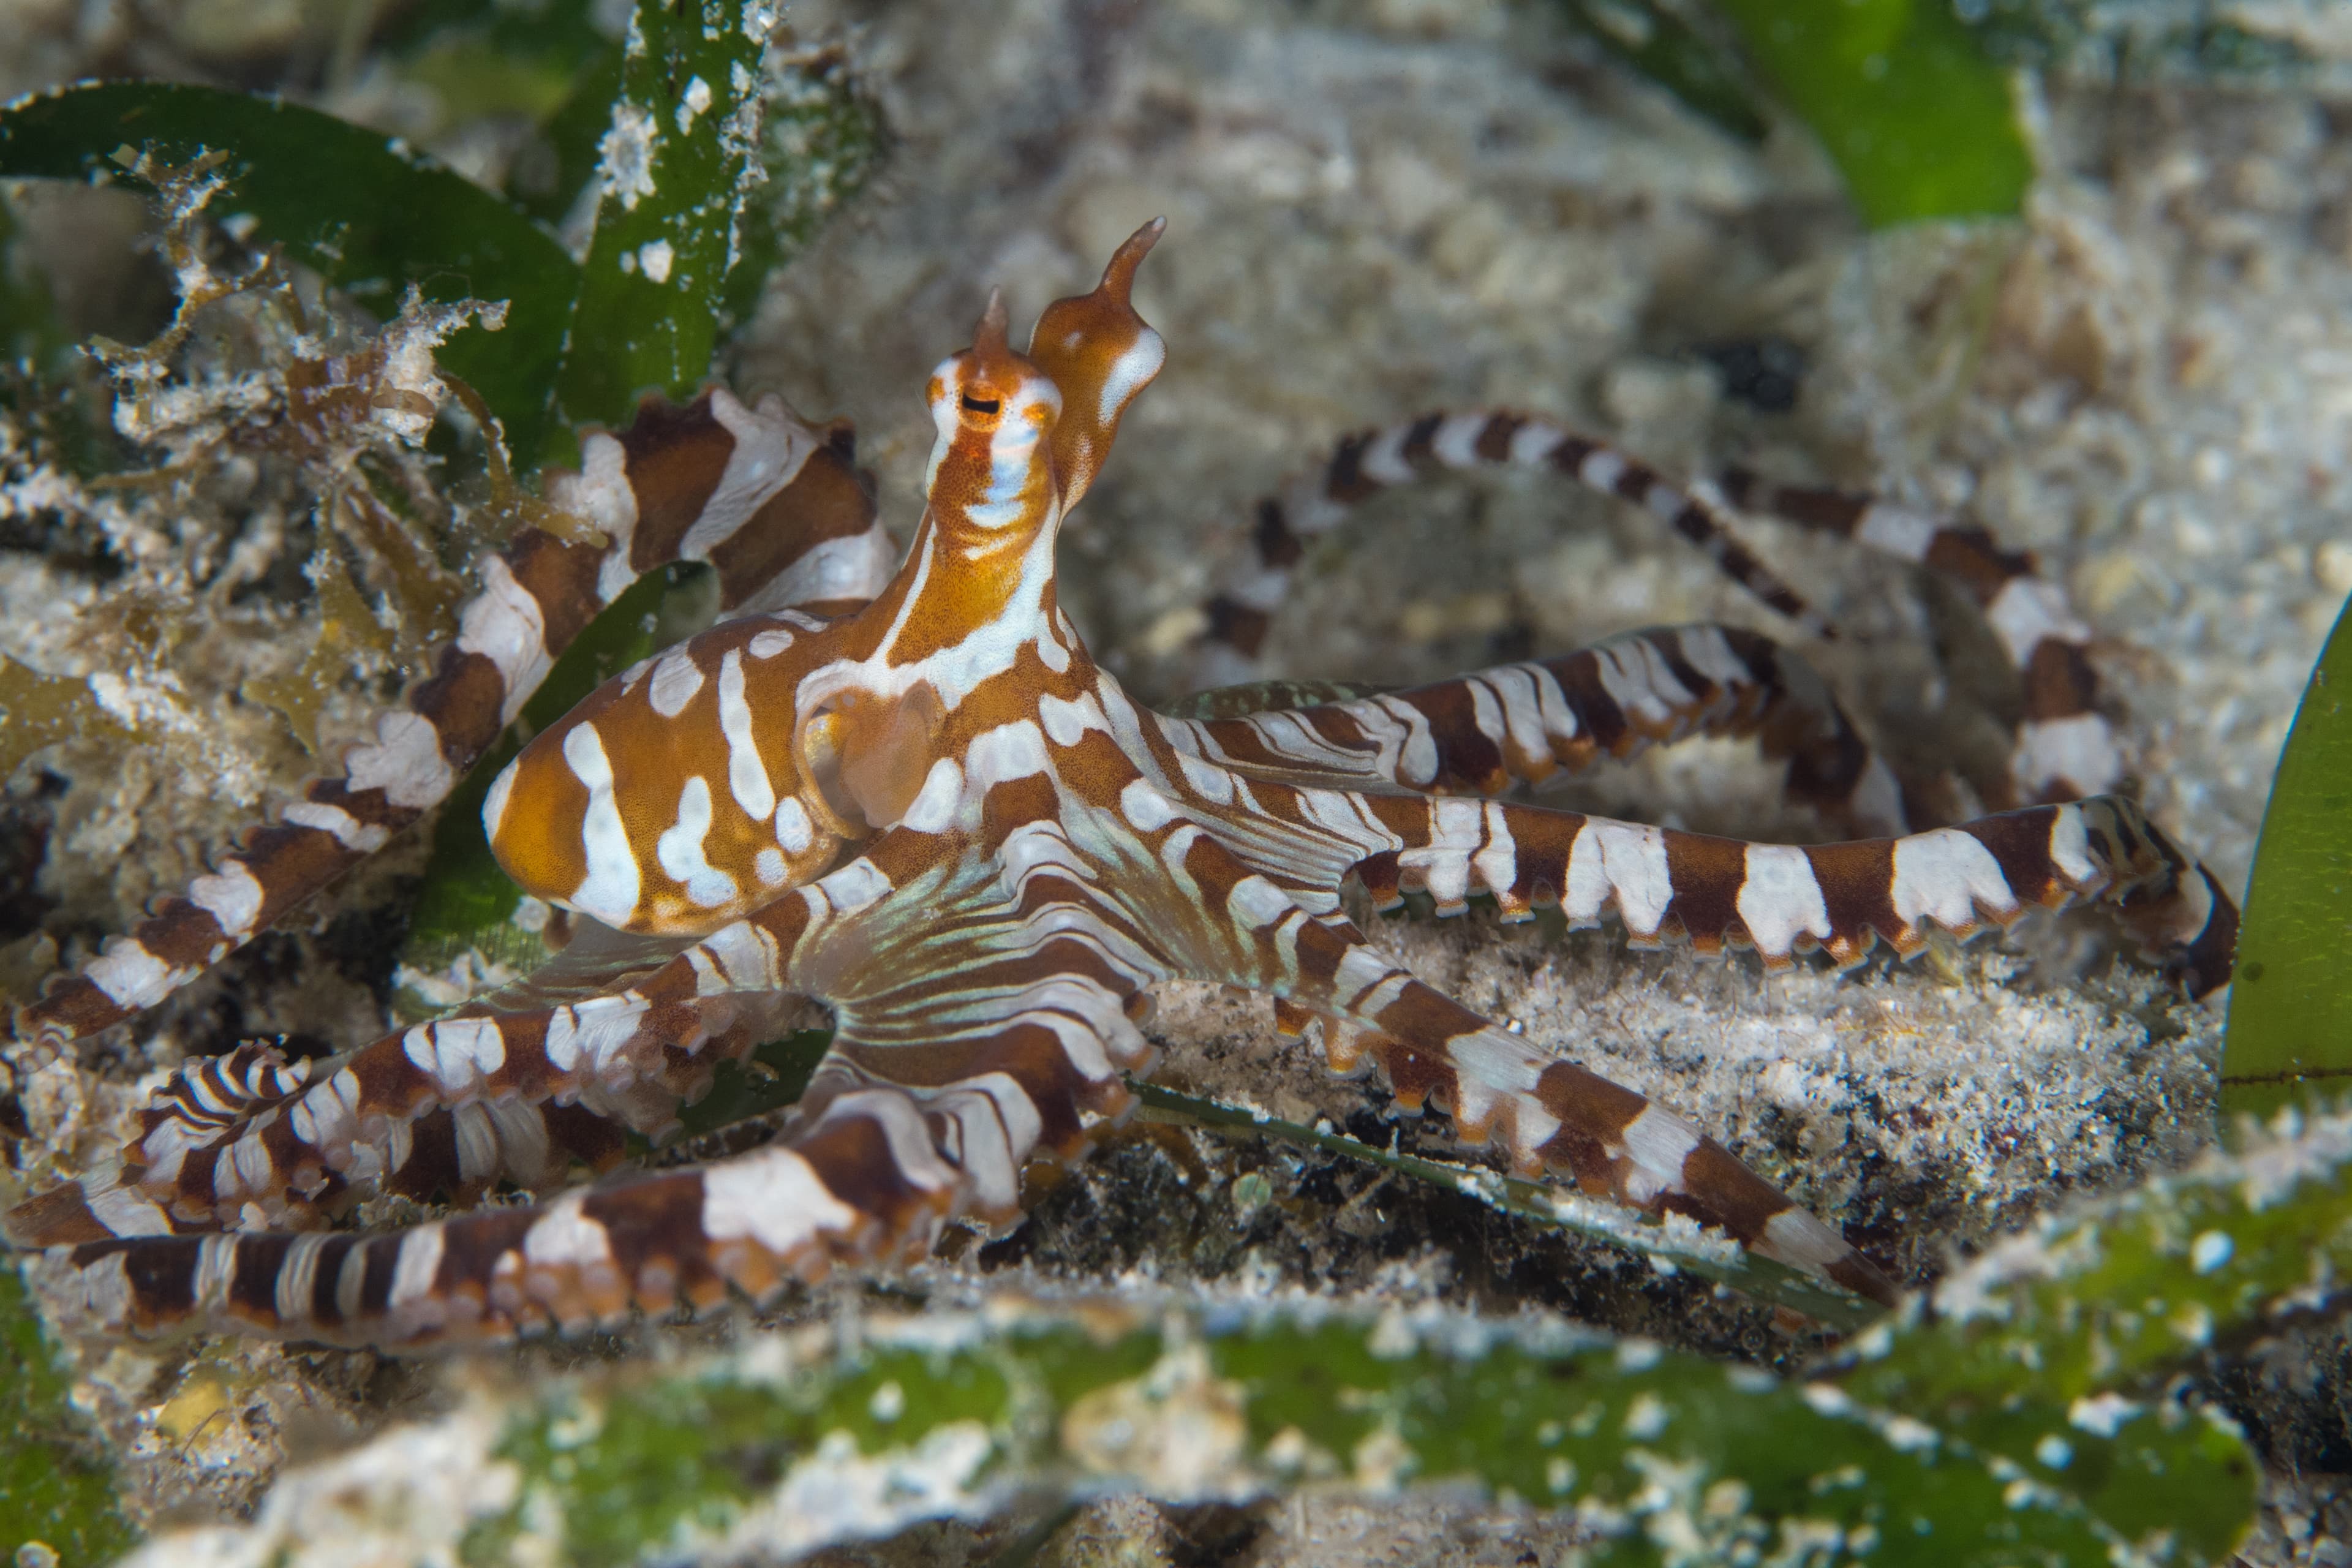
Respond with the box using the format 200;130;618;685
10;669;2225;1261
39;606;1922;1245
21;728;2223;1341
1174;622;1912;839
17;387;895;1050
1183;409;1831;695
1175;412;2222;962
480;609;856;938
16;224;2240;1350
1177;412;2130;812
1716;467;2119;805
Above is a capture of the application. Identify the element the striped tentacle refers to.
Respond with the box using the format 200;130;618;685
777;762;1177;1232
807;953;1160;1232
0;864;881;1248
1329;790;2233;995
1154;769;2223;1292
1174;622;1912;837
26;1087;945;1348
129;1042;315;1155
1;1042;317;1243
1147;818;1896;1305
3;1042;304;1240
4;976;806;1245
9;1093;639;1250
20;388;894;1050
1184;409;1826;691
7;924;725;1248
25;852;1175;1346
1717;467;2117;805
18;797;1046;1253
1714;471;2244;990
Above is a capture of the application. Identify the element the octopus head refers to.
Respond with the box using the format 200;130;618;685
921;290;1065;535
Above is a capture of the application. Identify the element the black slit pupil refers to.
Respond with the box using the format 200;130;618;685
961;394;1001;415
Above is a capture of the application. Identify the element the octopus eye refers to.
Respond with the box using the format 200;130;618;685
960;394;1001;415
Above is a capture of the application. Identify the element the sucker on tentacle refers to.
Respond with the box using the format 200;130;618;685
12;219;2238;1352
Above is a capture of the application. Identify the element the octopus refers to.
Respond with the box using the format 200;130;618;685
6;222;2235;1348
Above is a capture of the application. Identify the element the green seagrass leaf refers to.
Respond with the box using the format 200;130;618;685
0;1263;139;1562
1707;0;2034;228
549;0;775;439
0;80;579;457
377;0;617;125
369;0;627;228
0;192;70;371
665;1028;834;1144
396;32;597;130
2223;592;2352;1118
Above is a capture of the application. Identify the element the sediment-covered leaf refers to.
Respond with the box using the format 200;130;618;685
720;42;886;332
1831;1109;2352;1562
551;0;778;434
106;1269;2266;1568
